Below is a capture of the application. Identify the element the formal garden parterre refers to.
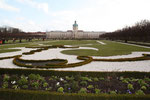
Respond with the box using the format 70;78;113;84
1;40;150;100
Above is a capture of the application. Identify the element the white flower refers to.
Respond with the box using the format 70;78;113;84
11;81;16;84
60;78;64;81
56;82;60;85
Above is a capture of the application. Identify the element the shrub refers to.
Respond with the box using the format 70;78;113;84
138;79;148;86
3;74;10;82
74;74;81;81
65;76;74;81
141;86;147;90
87;85;94;89
45;87;52;91
22;85;28;89
31;82;40;89
110;91;117;94
119;76;124;80
78;88;87;93
99;77;105;81
144;77;150;82
43;82;49;88
12;85;19;90
2;82;8;88
57;87;64;93
131;78;138;82
64;83;70;91
71;81;79;91
10;75;19;81
95;89;101;94
18;77;28;86
93;77;99;82
28;74;38;80
127;84;134;90
80;81;88;87
135;90;145;95
81;77;92;82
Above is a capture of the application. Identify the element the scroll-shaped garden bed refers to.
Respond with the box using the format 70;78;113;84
13;56;93;69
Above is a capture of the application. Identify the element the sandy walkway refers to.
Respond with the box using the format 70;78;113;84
97;41;106;45
0;44;150;72
0;47;36;58
21;46;98;63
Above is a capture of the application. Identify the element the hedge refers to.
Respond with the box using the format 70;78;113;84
13;57;68;68
0;68;150;78
93;56;150;62
0;55;22;60
13;56;93;69
22;48;46;55
0;89;150;100
25;45;79;49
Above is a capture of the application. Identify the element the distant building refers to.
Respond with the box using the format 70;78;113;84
46;21;105;39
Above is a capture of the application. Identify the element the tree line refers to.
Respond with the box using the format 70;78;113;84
100;20;150;42
0;26;46;44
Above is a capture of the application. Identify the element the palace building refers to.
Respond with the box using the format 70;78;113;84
46;21;105;39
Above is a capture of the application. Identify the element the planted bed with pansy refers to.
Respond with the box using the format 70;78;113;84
1;70;150;95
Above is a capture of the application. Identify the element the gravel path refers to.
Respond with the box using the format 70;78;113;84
0;44;150;72
97;41;106;45
0;47;36;58
21;46;98;63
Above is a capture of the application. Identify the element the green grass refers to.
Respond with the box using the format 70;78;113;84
1;40;150;56
0;49;21;53
61;40;150;56
0;39;48;53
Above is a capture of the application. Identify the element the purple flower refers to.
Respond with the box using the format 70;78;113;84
127;90;132;94
68;88;71;90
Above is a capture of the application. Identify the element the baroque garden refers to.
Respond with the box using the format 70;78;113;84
0;21;150;100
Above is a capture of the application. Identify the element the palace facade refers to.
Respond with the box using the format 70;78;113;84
46;21;105;39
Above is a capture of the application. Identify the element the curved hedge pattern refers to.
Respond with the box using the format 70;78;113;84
0;55;22;60
93;56;150;62
13;56;93;69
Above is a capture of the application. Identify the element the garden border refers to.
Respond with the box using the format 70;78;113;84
0;89;150;100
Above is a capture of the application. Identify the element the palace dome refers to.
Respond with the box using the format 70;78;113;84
73;21;78;27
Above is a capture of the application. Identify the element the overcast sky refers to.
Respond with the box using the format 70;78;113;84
0;0;150;32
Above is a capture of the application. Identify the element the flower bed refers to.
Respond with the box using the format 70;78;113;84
1;69;150;100
0;72;150;94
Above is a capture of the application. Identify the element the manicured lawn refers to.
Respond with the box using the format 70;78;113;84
1;40;150;56
0;49;21;53
0;40;48;53
61;40;150;56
